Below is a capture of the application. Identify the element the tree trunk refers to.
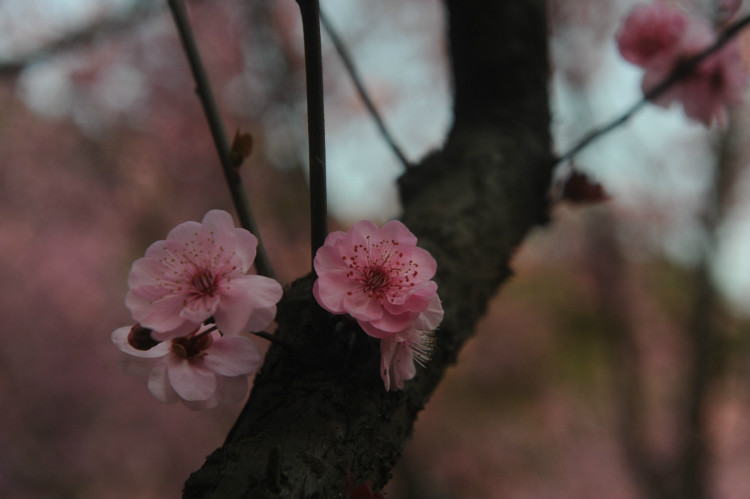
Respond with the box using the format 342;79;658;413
183;1;552;497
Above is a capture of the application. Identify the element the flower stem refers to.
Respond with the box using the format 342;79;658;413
296;0;328;270
555;12;750;167
167;0;275;280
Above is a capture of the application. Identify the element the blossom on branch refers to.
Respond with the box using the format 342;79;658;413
313;219;439;338
125;210;283;339
616;2;688;68
379;295;443;391
112;324;260;410
616;2;747;125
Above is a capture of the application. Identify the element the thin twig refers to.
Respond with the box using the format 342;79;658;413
296;0;328;268
555;12;750;167
319;7;411;169
167;0;275;279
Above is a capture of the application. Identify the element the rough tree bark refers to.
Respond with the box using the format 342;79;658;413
183;1;552;497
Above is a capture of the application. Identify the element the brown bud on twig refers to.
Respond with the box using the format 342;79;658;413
561;170;611;204
230;129;254;168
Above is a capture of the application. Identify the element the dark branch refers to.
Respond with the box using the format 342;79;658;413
296;0;328;266
183;1;551;497
167;0;275;279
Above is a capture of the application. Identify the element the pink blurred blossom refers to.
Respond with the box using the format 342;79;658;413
112;324;260;410
641;20;747;125
379;294;443;391
125;210;282;339
617;2;747;126
718;0;743;23
313;220;438;338
616;2;688;68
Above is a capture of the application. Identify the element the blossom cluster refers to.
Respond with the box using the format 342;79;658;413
616;1;747;126
111;210;283;409
313;220;443;391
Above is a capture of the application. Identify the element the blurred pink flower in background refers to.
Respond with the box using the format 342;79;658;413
313;219;438;338
617;2;747;125
616;2;687;68
112;324;260;410
125;209;283;339
379;294;443;391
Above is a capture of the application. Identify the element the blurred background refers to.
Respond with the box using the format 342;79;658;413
0;0;747;497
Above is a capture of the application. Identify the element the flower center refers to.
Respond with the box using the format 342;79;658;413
363;266;390;293
171;333;213;359
191;269;217;296
127;324;160;351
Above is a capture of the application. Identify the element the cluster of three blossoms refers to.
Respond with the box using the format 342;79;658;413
112;210;443;408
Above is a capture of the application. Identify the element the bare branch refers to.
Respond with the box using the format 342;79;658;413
167;0;275;279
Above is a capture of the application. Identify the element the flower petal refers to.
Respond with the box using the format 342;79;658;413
166;356;217;401
214;274;282;334
380;336;399;391
148;359;179;403
111;326;171;358
244;305;278;332
202;336;260;376
343;290;384;322
379;220;418;246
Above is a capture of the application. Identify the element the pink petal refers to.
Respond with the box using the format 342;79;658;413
165;220;202;246
233;228;258;270
147;359;179;403
394;343;417;383
380;336;399;391
126;292;189;334
349;219;380;241
313;280;340;314
201;209;235;233
313;274;356;314
343;290;384;322
322;230;348;247
202;336;260;376
313;244;347;274
150;321;201;341
111;326;171;358
366;309;412;334
378;220;418;246
214;274;282;334
360;320;399;339
179;294;221;324
406;246;438;281
166;356;217;401
416;294;444;331
244;305;278;332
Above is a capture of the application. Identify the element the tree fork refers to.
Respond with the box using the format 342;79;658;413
183;1;552;497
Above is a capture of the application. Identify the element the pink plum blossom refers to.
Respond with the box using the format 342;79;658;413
112;324;260;410
125;210;282;339
617;2;748;126
379;295;443;391
640;20;747;126
313;220;438;338
616;2;688;68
